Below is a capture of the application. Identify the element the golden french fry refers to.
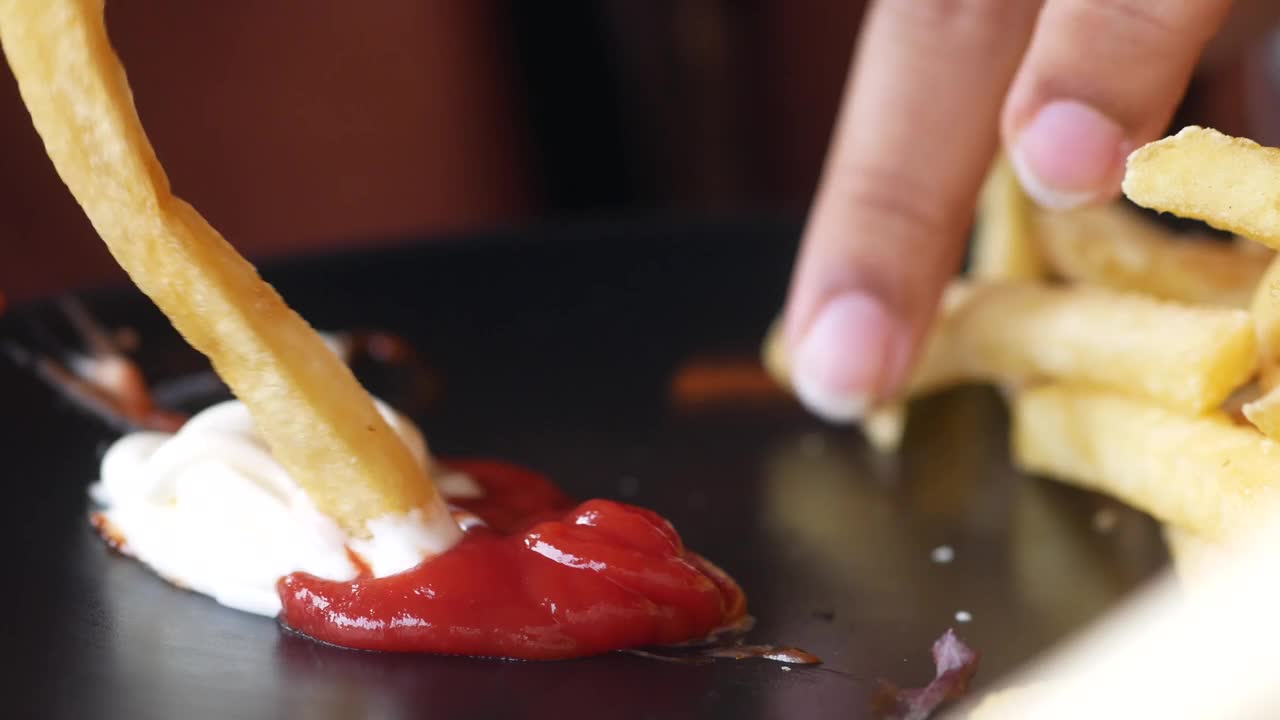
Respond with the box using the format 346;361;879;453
1243;383;1280;438
934;283;1255;413
761;316;790;390
971;154;1042;281
769;282;1255;415
1123;126;1280;248
1251;255;1280;390
1162;524;1228;585
0;0;456;538
1237;235;1275;258
1222;380;1263;427
862;405;907;453
1012;384;1280;541
1036;203;1268;308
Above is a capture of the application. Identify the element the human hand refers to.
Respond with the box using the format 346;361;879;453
782;0;1245;422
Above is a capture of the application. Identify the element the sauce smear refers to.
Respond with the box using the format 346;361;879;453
278;460;747;659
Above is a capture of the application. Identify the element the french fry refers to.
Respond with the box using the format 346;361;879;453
1012;385;1280;542
1123;126;1280;248
1243;383;1280;438
971;154;1042;281
1251;255;1280;390
1237;234;1275;258
1036;203;1268;308
0;0;457;541
769;282;1255;416
931;283;1255;413
861;404;907;453
1161;524;1228;585
761;316;790;390
1221;380;1263;426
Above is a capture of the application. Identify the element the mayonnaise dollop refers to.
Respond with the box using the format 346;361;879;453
91;399;482;616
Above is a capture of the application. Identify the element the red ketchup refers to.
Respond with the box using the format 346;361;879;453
277;460;747;659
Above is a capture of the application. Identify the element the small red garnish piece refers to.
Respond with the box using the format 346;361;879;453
872;629;980;720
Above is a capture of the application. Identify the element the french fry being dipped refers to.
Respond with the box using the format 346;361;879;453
0;0;460;550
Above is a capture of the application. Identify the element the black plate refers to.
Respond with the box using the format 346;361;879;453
0;220;1166;719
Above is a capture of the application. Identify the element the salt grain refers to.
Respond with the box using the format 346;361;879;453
1093;508;1118;533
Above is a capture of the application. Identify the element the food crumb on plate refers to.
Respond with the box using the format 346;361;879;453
1092;507;1118;533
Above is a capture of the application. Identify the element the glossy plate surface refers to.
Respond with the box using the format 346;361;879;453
0;221;1166;719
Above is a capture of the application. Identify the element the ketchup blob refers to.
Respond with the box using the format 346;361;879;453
277;460;747;659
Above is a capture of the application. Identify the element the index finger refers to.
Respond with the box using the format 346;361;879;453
782;0;1041;422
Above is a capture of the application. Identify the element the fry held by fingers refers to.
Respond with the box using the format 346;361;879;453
771;282;1255;416
1124;126;1280;248
938;284;1254;413
0;0;457;545
971;154;1042;282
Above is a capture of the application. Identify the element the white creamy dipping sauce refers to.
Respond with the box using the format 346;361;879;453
91;399;481;616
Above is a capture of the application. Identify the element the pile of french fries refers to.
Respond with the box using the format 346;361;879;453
768;128;1280;577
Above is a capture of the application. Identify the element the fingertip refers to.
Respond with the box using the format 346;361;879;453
790;292;908;424
1009;99;1129;210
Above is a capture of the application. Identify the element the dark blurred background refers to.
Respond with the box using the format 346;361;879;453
0;1;869;300
1;1;1278;302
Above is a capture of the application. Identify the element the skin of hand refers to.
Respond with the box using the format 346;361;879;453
780;0;1251;423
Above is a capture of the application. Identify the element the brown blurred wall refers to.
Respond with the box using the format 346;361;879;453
600;0;866;213
3;3;1271;305
0;1;883;303
0;1;531;301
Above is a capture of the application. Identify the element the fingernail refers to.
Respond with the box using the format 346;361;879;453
791;292;900;424
1011;99;1127;210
